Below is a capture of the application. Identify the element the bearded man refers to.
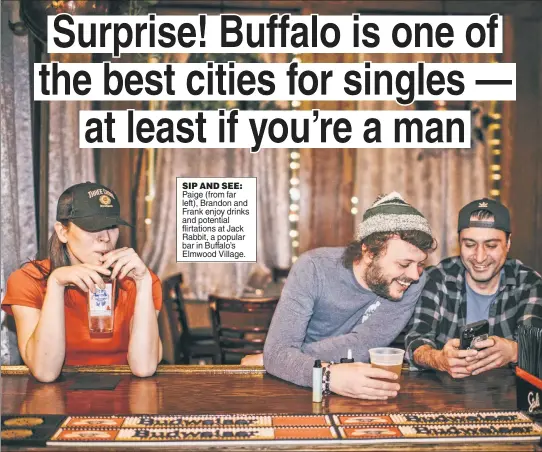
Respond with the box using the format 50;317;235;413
262;192;436;400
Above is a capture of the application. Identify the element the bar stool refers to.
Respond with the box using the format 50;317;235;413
162;274;220;364
209;295;279;364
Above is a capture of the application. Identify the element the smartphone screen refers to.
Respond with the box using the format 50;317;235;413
460;320;489;350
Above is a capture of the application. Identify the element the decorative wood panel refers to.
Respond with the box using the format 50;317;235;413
502;16;542;271
298;53;357;253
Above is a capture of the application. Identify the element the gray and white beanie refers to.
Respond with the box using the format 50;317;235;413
355;192;433;241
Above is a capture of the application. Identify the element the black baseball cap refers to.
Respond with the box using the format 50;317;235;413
457;198;511;233
56;182;133;232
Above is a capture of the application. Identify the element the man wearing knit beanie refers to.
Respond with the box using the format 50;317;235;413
262;192;436;399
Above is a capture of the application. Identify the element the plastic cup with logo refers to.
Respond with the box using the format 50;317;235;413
88;276;116;337
369;347;405;378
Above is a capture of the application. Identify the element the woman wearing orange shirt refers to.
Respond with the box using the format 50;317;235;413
2;182;162;382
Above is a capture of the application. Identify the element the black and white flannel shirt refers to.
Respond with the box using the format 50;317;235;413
405;257;542;365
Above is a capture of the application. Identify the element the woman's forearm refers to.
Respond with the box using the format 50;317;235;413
25;282;67;382
127;274;161;377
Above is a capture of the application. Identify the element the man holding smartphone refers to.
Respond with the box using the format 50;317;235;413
405;198;542;378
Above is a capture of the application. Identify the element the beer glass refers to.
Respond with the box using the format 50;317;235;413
369;347;405;378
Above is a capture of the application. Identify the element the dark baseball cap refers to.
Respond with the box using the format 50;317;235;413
458;198;511;233
56;182;133;232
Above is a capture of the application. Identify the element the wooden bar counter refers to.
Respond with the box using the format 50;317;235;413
2;365;541;451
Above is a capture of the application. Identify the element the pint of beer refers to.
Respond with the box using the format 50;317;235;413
88;277;116;338
369;347;405;378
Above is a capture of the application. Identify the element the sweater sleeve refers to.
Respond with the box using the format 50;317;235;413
301;272;426;363
263;253;322;387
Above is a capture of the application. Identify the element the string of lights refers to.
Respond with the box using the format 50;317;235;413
144;54;159;228
487;100;502;201
488;55;502;201
288;54;302;264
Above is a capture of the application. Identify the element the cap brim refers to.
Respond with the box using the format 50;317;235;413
71;216;134;232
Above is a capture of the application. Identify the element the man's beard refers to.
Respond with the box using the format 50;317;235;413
365;259;413;302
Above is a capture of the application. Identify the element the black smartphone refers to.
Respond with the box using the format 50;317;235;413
459;320;489;350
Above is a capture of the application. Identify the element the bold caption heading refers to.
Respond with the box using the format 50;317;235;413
48;14;503;56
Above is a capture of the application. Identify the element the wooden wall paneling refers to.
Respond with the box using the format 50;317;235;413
97;99;147;251
500;16;514;209
537;25;542;272
505;16;542;271
156;0;542;16
298;53;357;253
94;0;542;265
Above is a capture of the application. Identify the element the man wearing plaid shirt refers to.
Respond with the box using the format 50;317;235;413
405;198;542;378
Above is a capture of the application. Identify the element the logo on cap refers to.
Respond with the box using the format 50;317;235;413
99;195;112;207
478;201;488;208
